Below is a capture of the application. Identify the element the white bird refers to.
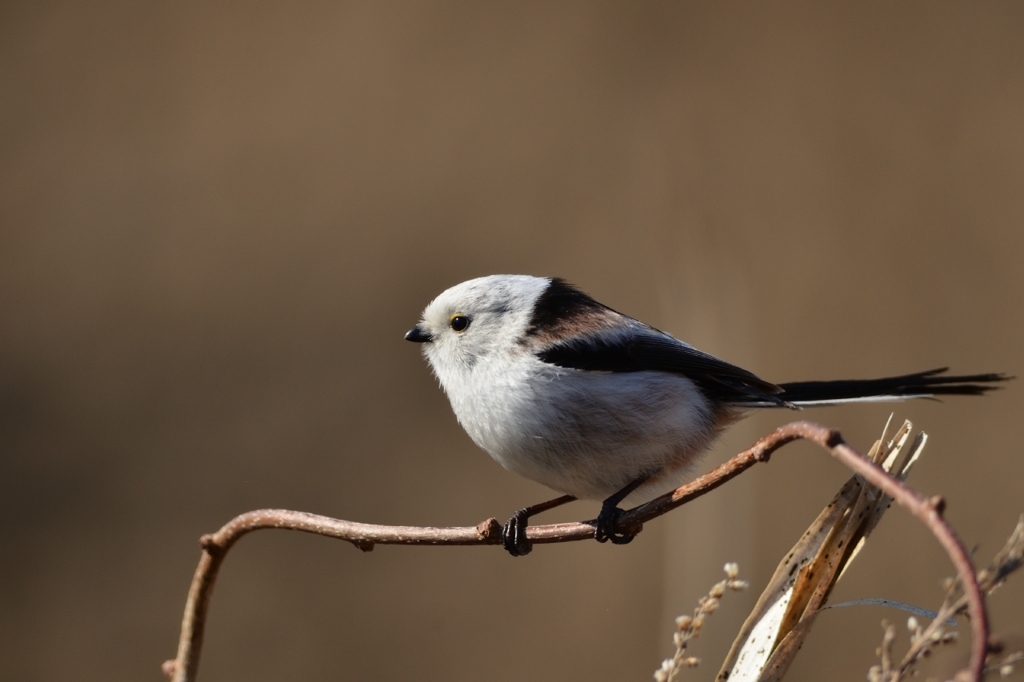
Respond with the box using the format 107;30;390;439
406;274;1005;555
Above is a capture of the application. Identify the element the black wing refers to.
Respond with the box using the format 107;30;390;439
536;326;791;407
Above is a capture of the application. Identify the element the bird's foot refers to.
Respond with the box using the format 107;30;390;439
499;494;577;557
502;508;533;557
594;500;636;545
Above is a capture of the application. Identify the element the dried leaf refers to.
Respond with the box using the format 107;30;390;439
716;419;925;682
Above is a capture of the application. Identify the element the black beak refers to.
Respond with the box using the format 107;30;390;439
405;324;433;343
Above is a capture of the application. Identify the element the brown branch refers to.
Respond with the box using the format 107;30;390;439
162;420;990;682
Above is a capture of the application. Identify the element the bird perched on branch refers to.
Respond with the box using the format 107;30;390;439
406;275;1007;556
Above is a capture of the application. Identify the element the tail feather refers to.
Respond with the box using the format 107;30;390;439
734;368;1010;409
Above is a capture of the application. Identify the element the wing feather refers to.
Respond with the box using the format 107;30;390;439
536;325;789;406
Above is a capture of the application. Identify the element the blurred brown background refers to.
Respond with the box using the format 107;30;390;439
1;3;1022;681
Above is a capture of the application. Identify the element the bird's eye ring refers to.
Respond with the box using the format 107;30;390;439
449;314;470;332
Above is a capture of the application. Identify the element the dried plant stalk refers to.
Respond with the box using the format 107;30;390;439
655;563;749;682
716;419;925;681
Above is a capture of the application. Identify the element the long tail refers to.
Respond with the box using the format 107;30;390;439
734;368;1010;409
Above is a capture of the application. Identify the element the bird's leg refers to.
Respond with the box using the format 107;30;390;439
502;494;577;557
594;476;648;545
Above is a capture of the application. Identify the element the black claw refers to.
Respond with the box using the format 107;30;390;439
502;509;533;557
594;501;636;545
497;495;577;557
593;476;647;545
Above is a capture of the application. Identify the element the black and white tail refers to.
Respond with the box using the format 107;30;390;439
733;368;1009;410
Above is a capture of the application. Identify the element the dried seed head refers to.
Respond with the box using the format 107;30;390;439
675;615;693;631
724;562;739;579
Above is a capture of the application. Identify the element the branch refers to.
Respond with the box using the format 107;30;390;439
162;420;990;682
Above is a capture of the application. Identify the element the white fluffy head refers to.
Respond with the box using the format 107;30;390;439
409;274;551;380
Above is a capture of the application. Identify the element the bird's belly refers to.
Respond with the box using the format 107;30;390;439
454;367;722;501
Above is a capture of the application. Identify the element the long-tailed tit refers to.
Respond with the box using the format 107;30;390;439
406;274;1006;556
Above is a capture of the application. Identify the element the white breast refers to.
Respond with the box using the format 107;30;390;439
440;350;722;502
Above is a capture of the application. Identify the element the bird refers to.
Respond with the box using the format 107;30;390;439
405;274;1006;556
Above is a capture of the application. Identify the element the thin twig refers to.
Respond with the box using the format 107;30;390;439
655;562;749;682
897;515;1024;679
162;421;989;682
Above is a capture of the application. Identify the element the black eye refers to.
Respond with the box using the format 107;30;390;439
449;314;470;332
